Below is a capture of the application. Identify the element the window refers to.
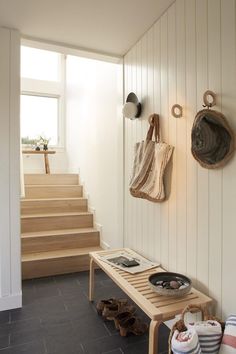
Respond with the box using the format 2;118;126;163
21;95;58;145
21;46;60;81
20;43;65;147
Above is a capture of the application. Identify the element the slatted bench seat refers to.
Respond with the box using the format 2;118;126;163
89;248;212;354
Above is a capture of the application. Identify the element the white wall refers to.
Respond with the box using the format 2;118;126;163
23;151;68;174
66;56;123;249
0;28;22;310
124;0;236;318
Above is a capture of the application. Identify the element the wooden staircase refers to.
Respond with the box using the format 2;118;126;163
21;174;102;279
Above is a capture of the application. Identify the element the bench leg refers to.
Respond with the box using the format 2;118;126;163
89;258;95;302
149;320;161;354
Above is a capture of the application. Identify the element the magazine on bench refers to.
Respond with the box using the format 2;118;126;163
97;250;160;274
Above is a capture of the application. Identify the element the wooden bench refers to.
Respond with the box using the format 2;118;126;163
89;248;212;354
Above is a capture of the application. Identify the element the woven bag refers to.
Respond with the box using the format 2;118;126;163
129;114;173;202
169;304;224;354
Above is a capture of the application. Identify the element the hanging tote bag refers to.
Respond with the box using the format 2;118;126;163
129;114;174;202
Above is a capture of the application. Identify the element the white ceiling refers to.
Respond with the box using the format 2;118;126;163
0;0;174;57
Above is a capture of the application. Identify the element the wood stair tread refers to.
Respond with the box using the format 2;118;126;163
21;211;92;219
21;227;98;238
22;246;102;262
25;184;81;187
21;197;86;202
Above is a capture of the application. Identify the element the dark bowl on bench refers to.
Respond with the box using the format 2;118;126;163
148;272;192;297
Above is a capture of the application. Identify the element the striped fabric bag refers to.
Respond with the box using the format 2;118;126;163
219;315;236;354
171;329;201;354
188;320;222;354
129;114;174;202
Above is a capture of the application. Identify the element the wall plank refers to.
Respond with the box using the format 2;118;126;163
0;29;11;297
221;0;236;318
124;0;236;317
185;0;198;287
167;2;177;272
207;0;223;317
160;13;169;270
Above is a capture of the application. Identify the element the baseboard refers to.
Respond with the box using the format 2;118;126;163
100;240;110;249
0;292;22;311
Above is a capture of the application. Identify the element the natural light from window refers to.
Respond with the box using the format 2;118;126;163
21;43;64;147
21;46;60;81
21;95;58;146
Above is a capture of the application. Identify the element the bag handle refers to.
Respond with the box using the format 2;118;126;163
146;114;160;142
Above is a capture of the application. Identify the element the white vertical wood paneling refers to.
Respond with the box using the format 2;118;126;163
0;29;11;298
176;0;187;275
136;40;143;254
160;13;169;270
9;30;21;296
153;21;162;263
185;0;198;287
195;0;209;295
207;0;223;317
0;28;21;310
147;27;155;259
123;0;236;317
167;2;177;273
221;0;236;318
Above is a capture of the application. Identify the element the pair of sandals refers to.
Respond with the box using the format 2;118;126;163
96;298;148;337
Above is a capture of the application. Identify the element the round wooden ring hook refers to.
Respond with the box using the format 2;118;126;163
171;104;183;118
203;90;216;108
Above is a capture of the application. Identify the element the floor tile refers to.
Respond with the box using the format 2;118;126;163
0;336;9;350
0;340;45;354
0;270;170;354
0;312;10;325
102;349;123;354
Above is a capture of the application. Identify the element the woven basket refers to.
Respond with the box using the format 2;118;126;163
191;109;235;169
168;304;225;354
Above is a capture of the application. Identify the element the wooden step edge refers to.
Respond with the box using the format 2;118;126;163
24;174;79;177
21;211;92;219
22;246;103;262
21;227;99;238
24;184;81;188
21;197;86;202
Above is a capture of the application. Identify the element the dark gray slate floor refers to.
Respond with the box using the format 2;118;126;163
0;270;170;354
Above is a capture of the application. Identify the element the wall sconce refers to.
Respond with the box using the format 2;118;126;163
171;104;183;118
122;92;142;119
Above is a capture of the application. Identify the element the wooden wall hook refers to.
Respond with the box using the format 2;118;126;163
203;90;216;108
171;104;183;118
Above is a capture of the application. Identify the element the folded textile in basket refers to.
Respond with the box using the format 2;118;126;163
219;315;236;354
188;320;222;354
171;329;201;354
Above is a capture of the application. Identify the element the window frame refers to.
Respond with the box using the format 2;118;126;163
21;41;66;150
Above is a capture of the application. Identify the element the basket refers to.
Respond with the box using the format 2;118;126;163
168;304;225;354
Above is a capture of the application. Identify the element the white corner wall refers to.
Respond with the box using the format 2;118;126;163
66;56;123;249
124;0;236;318
0;28;22;310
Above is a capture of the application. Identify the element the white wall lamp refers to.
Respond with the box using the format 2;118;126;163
122;92;142;119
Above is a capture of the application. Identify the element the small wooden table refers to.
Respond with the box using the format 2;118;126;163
89;248;212;354
22;150;56;174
